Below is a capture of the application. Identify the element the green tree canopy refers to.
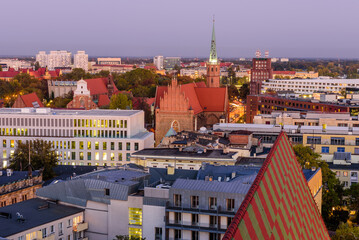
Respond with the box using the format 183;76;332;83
238;83;250;101
109;93;132;110
332;222;359;240
9;139;58;180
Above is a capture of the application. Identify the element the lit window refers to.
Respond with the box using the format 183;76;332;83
129;227;142;239
129;208;142;225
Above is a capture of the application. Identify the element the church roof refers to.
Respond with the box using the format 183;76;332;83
18;92;44;108
84;77;118;96
155;81;227;115
223;132;330;240
98;94;111;107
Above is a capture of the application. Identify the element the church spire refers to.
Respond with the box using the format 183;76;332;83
209;17;218;64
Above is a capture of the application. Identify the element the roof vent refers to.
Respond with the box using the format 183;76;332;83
16;212;25;223
6;169;12;177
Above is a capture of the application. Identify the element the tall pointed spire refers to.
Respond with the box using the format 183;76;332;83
209;16;218;64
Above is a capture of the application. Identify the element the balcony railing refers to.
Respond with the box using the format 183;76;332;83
166;220;227;234
73;222;88;232
166;202;236;217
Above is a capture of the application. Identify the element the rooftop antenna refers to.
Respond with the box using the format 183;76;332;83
255;49;261;58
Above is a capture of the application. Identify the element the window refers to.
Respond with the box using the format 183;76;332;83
209;215;218;228
192;214;199;226
103;153;107;161
174;229;182;240
41;228;47;238
209;197;217;210
322;147;329;153
118;153;122;161
192;231;199;240
331;137;345;145
337;147;345;153
103;142;107;150
174;194;182;207
2;140;6;148
71;141;75;149
58;222;63;235
155;227;162;240
67;219;72;227
79;141;83;150
344;181;349;187
95;142;99;150
209;233;220;240
71;152;76;160
50;225;54;233
118;142;122;150
126;153;131;161
135;142;139;151
336;171;340;177
307;136;321;144
344;171;348;177
79;152;84;160
105;188;110;196
87;152;91;160
226;198;235;211
227;217;233;227
128;208;142;226
351;172;358;180
111;142;115;150
191;196;199;208
355;148;359;155
126;142;131;151
174;212;182;224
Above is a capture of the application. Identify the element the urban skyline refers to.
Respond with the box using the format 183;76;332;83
1;0;359;58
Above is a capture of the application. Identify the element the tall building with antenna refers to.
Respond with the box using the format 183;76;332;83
250;49;273;95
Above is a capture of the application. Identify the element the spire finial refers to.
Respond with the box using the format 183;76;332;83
209;17;218;64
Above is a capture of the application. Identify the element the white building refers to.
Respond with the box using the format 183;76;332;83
74;51;89;71
262;77;359;94
153;56;164;70
180;68;206;78
0;108;154;167
36;51;48;67
0;198;87;240
97;58;122;65
36;51;72;70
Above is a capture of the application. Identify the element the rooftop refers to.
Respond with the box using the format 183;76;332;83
0;198;83;238
0;170;41;186
0;108;142;117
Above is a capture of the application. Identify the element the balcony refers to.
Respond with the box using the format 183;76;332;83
73;222;88;232
166;220;227;234
166;205;236;217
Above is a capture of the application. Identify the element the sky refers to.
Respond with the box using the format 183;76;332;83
1;0;359;58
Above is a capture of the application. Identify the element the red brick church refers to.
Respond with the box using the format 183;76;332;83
155;21;228;144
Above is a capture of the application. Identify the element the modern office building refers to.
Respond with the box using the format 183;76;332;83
0;198;87;240
164;57;181;70
0;108;154;167
97;57;122;65
262;77;359;94
74;51;89;71
153;56;164;70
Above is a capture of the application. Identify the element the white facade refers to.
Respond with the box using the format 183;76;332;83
36;51;72;70
0;108;154;167
153;56;164;70
180;68;206;78
97;58;122;65
262;77;359;94
36;51;48;67
74;51;89;71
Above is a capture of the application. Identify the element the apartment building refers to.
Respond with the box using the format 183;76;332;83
36;51;72;70
0;198;87;240
0;108;154;167
74;51;89;71
153;56;164;70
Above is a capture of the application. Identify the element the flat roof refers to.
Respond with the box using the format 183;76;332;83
0;171;41;186
0;198;84;237
0;108;142;117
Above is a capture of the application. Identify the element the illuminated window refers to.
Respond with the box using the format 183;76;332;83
111;153;115;161
118;153;122;161
2;140;6;148
126;143;131;151
10;140;14;148
87;142;91;150
95;142;99;150
71;141;76;149
87;152;91;160
103;153;107;161
79;141;84;150
129;208;142;225
129;227;142;239
79;152;84;160
95;152;99;161
103;142;107;150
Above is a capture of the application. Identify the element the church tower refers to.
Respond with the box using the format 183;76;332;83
206;19;220;88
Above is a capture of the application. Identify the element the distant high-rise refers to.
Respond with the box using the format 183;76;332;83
163;57;181;70
36;51;48;67
36;50;72;70
206;19;220;88
153;56;164;70
250;50;273;95
74;51;89;71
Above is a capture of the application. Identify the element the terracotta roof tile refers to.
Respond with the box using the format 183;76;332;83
19;93;44;108
97;94;110;107
195;87;227;112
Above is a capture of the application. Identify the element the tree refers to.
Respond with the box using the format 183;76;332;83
293;144;345;230
0;65;2;71
110;93;132;110
136;98;152;125
332;223;359;240
34;61;41;71
228;85;239;100
238;83;250;101
9;140;58;180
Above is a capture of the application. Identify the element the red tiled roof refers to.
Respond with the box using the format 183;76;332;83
48;70;60;77
223;132;330;240
155;81;226;115
84;78;109;95
195;87;227;112
0;71;19;78
97;94;110;107
273;71;296;75
144;66;157;70
146;97;155;106
20;93;44;108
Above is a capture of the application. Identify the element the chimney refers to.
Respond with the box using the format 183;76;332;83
167;166;175;175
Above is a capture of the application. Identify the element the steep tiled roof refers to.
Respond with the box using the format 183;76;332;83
84;78;108;95
223;132;330;240
98;94;110;107
155;81;226;115
0;71;19;78
20;93;44;108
